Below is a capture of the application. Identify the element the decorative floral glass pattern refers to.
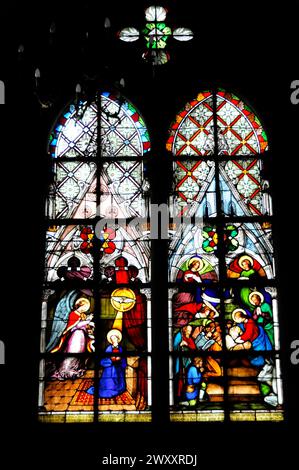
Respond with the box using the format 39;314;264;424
49;92;150;159
119;5;193;65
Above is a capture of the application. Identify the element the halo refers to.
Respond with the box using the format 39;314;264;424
75;297;90;310
249;291;264;305
187;256;204;272
232;308;248;323
238;255;254;269
107;328;122;344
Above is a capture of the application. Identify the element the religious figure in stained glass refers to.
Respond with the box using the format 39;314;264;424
168;89;283;422
225;286;279;408
175;254;218;284
47;294;94;354
178;355;223;408
227;254;267;280
86;329;127;399
179;357;210;406
39;91;152;423
169;225;219;283
249;291;274;346
39;78;283;423
47;293;95;380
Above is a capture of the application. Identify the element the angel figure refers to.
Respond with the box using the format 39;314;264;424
46;290;94;380
227;254;266;280
183;258;203;283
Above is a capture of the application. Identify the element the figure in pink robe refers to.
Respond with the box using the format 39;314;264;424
46;292;94;380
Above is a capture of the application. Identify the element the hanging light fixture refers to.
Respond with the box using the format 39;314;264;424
34;68;41;88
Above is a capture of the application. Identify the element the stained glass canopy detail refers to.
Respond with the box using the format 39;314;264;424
49;92;151;159
167;90;268;156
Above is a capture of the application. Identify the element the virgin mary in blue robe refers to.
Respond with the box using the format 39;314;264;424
86;344;127;398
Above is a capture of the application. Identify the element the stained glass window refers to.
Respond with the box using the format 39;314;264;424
39;91;152;423
119;6;193;65
39;84;283;424
168;89;283;422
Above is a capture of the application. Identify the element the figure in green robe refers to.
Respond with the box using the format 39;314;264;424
240;288;274;346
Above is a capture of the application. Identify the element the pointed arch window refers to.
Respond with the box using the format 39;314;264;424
168;89;283;422
39;91;152;423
